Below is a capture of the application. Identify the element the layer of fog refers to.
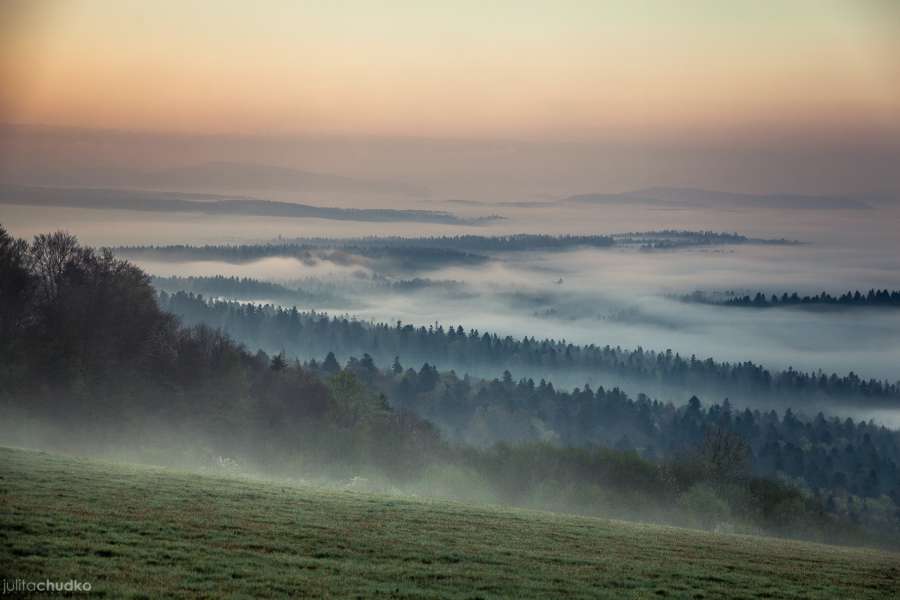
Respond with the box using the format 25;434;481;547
0;418;741;533
123;237;900;382
4;192;900;247
136;256;372;281
337;246;900;380
5;200;899;423
119;241;900;422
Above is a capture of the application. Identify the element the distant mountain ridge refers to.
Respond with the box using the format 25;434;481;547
0;184;495;225
564;187;872;210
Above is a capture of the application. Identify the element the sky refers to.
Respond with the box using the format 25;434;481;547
3;0;899;140
1;1;899;195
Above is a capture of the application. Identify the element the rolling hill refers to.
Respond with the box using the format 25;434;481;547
0;184;494;225
1;447;897;598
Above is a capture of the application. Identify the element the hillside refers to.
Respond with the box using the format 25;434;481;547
0;184;489;225
1;448;897;599
3;227;899;552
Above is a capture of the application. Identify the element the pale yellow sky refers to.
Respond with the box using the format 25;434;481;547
2;0;899;142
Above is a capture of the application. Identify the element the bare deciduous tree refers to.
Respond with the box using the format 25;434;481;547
700;426;751;483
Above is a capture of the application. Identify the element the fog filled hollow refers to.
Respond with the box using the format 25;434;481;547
122;242;900;383
5;189;900;555
134;256;373;281
7;1;900;577
4;200;900;399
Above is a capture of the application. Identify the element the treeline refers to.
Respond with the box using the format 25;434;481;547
115;230;794;268
613;230;749;242
150;275;460;307
158;292;900;408
323;353;900;541
1;226;894;547
274;234;616;252
151;276;331;304
0;226;443;479
684;289;900;308
329;355;900;507
610;230;797;249
115;243;488;273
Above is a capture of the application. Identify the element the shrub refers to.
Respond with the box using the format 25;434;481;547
678;483;731;530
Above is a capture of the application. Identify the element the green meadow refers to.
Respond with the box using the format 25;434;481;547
1;447;898;599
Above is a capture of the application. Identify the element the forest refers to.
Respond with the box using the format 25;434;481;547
2;226;899;548
151;274;467;310
7;4;900;596
150;275;341;305
340;356;900;505
271;233;616;251
117;243;490;275
158;292;900;409
115;230;795;268
683;289;900;308
607;230;797;249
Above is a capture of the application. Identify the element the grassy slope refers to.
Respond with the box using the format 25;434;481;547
1;447;898;599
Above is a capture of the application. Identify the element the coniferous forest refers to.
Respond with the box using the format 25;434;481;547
159;292;900;408
3;225;900;549
683;289;900;309
6;5;900;597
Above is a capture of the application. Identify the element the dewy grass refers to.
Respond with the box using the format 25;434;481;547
1;446;898;599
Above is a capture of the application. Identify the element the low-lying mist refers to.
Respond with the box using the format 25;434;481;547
137;256;372;281
4;222;899;551
112;224;900;425
0;412;882;549
141;243;900;383
5;200;900;414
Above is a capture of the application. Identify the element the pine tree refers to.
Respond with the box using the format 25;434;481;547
322;351;340;374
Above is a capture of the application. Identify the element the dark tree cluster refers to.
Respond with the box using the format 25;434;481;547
613;230;749;242
0;226;441;478
313;353;899;546
115;231;788;271
284;230;791;250
153;274;464;305
159;293;900;409
685;289;900;309
2;227;897;548
151;275;333;304
273;234;616;252
115;243;489;272
346;359;900;506
610;230;796;248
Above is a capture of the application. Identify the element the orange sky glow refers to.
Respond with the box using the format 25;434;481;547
2;0;898;144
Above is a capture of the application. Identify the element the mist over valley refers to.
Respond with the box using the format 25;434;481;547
3;3;900;593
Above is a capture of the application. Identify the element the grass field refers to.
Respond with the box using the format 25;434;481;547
1;447;898;599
